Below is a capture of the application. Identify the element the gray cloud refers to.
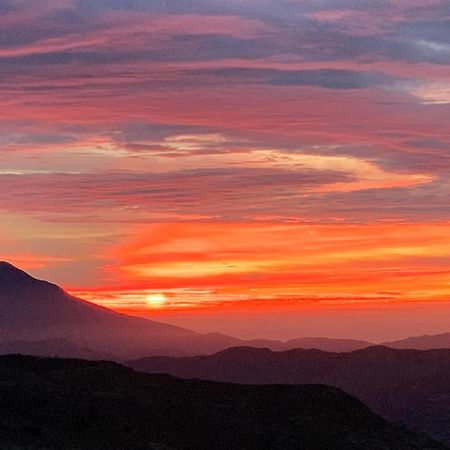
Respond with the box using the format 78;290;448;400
206;68;398;89
0;168;352;221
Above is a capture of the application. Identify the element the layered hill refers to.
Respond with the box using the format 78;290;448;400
0;354;446;450
384;332;450;350
129;346;450;445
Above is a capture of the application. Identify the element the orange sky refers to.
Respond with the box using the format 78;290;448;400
12;220;449;340
78;222;450;308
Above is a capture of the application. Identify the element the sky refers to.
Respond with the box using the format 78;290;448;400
1;0;450;341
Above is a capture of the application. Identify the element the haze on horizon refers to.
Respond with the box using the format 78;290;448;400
1;0;449;341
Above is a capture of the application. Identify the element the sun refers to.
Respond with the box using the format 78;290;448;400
145;293;167;309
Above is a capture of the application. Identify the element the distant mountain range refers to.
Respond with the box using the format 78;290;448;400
384;332;450;350
0;354;446;450
128;346;450;446
1;261;449;360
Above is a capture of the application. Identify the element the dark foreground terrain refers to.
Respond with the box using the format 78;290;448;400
0;355;446;450
130;346;450;446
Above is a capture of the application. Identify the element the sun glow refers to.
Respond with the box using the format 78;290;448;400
145;293;167;308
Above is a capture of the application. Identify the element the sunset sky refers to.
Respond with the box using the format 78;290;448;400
1;0;450;341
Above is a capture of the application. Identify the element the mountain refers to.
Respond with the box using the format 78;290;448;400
384;332;450;350
0;355;446;450
0;262;204;358
129;346;450;445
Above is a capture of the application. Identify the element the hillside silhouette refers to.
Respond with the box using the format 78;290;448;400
129;345;450;445
0;355;446;450
0;262;215;358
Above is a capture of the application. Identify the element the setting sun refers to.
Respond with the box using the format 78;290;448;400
145;293;167;309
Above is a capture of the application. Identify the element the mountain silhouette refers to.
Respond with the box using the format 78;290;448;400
0;261;201;358
0;354;446;450
129;345;450;445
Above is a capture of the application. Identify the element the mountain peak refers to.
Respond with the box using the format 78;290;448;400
0;261;36;283
0;261;199;357
0;261;18;269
